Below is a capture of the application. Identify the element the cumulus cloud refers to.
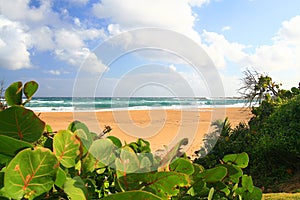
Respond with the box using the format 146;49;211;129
92;0;201;43
0;0;106;71
201;30;248;68
244;16;300;72
0;16;32;70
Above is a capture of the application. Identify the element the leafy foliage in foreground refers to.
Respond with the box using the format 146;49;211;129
0;81;262;199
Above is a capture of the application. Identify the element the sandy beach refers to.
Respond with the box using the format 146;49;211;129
38;107;252;156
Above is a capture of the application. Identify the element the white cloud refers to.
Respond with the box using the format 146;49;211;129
243;16;300;72
107;24;123;36
276;15;300;45
0;16;32;70
186;0;210;7
0;0;106;71
221;26;231;31
29;26;55;51
74;18;81;27
201;30;248;68
169;64;177;71
92;0;201;43
0;0;58;24
46;70;61;75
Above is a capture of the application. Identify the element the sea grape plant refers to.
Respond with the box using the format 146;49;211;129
0;81;262;199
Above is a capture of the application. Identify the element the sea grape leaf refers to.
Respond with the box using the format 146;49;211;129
119;171;189;198
63;176;87;200
222;152;249;168
102;190;162;200
158;138;188;171
139;156;152;171
4;81;22;106
44;124;53;133
74;129;93;156
198;166;227;183
107;136;122;148
23;81;38;102
68;121;89;134
115;146;140;173
0;135;33;163
4;148;58;200
214;182;230;196
0;106;45;142
82;153;106;174
170;158;194;175
89;139;116;167
53;130;80;168
54;167;67;188
223;164;243;183
242;175;254;193
242;186;262;200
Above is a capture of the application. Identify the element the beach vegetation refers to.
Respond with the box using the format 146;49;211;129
0;80;6;111
195;71;300;192
0;81;262;199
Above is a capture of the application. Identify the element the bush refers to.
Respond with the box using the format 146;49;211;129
195;74;300;191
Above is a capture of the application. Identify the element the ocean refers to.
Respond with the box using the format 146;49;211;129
24;97;247;112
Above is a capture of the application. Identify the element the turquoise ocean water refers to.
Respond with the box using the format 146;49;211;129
24;97;247;112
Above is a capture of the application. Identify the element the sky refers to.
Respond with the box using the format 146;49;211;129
0;0;300;97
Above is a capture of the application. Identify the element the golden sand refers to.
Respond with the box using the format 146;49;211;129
38;107;252;156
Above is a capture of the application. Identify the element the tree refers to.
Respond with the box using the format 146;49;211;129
238;69;281;107
0;80;6;110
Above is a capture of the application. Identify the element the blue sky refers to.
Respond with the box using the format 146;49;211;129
1;0;300;97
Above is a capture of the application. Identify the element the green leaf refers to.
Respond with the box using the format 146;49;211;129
63;176;87;200
89;139;116;167
170;158;194;175
44;124;53;133
107;136;122;148
242;186;262;200
115;146;140;173
119;172;189;198
223;164;243;183
0;135;33;163
198;166;227;183
68;121;89;134
139;156;152;171
158;138;188;170
242;175;254;193
4;81;22;106
53;130;80;168
23;81;38;103
82;153;106;174
214;182;230;196
0;106;45;142
54;167;67;188
222;152;249;168
102;190;163;200
4;148;58;200
75;129;93;156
